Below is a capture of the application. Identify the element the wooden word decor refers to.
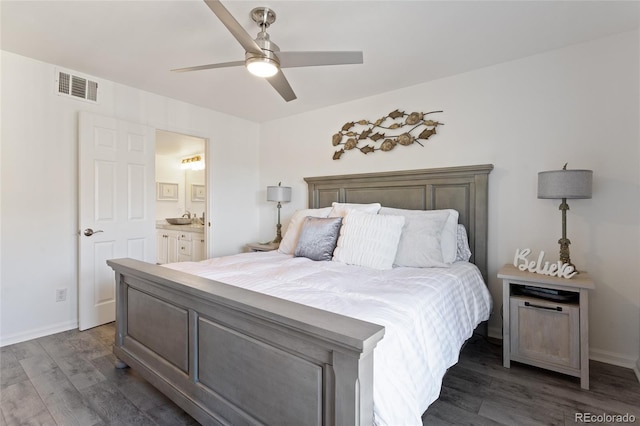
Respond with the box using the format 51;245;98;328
331;109;443;160
513;248;577;279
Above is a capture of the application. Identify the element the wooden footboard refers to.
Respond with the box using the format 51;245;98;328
107;258;385;426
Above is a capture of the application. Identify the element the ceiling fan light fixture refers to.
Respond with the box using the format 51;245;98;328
246;56;279;77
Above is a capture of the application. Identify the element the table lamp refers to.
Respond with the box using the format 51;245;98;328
267;182;291;244
538;164;592;271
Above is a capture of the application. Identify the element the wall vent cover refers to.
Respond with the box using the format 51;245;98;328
55;70;99;103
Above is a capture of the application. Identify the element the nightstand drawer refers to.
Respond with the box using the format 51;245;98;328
510;295;580;370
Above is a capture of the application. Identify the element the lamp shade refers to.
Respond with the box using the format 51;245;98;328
538;169;593;199
267;185;291;202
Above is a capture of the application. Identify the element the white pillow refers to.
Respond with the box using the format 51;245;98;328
333;210;405;270
328;202;381;218
378;207;459;264
440;209;460;263
387;211;449;268
278;207;332;255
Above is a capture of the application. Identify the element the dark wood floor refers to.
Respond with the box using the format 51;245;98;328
1;323;639;425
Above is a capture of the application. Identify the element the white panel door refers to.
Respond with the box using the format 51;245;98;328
78;112;155;330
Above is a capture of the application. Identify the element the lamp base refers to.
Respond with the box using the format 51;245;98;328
559;237;574;267
558;199;580;273
271;223;283;244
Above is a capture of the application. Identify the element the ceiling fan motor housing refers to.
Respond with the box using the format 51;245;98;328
244;25;280;75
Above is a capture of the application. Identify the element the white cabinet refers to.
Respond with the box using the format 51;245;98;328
192;236;205;261
156;228;204;264
177;230;192;262
498;264;594;389
156;229;179;264
168;231;179;263
156;231;168;264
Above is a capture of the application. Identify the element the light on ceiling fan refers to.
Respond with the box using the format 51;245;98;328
246;57;279;78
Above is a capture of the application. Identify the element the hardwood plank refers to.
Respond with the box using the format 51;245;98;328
61;364;106;392
19;354;58;378
28;367;103;426
38;338;107;391
0;348;28;390
90;353;174;413
81;380;157;425
437;381;485;413
479;397;564;426
0;379;54;426
9;340;47;361
57;331;112;361
83;323;116;349
143;403;200;426
423;399;503;426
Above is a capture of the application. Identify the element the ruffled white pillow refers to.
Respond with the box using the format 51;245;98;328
333;210;405;270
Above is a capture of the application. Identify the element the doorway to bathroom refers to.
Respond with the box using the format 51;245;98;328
155;129;208;263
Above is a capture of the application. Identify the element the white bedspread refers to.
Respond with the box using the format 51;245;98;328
165;251;492;426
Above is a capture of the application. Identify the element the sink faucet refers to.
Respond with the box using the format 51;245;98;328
182;210;191;218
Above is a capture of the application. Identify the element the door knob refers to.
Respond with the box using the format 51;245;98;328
83;228;104;236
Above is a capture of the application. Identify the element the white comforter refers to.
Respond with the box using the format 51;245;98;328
165;251;492;426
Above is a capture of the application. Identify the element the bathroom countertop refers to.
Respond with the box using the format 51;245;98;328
156;222;205;233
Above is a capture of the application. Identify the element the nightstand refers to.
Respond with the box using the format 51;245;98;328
246;242;279;252
498;264;595;389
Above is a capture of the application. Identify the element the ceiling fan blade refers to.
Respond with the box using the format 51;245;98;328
171;61;245;73
278;51;363;69
266;71;297;102
203;0;263;56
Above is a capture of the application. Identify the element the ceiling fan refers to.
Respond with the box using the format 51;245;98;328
172;0;363;102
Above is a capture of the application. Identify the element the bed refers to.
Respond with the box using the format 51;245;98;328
107;164;493;426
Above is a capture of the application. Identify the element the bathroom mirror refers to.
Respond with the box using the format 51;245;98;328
155;130;206;224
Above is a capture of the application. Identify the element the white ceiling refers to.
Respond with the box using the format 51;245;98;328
2;1;638;123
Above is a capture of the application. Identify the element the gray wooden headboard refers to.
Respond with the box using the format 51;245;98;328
304;164;493;282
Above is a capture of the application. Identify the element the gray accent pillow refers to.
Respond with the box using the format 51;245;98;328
294;217;343;261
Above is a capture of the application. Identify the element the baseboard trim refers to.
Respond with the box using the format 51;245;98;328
485;333;639;379
488;325;502;340
0;320;78;347
589;347;638;370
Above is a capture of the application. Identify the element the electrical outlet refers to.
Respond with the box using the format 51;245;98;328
55;288;67;302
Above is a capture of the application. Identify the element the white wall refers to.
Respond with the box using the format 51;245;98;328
0;51;260;345
259;31;640;368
